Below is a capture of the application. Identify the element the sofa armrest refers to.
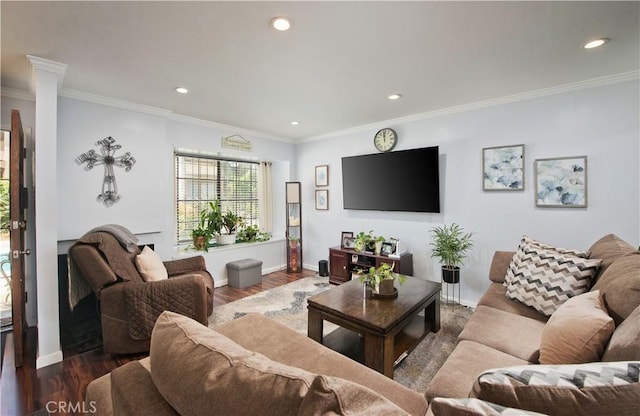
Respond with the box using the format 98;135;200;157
163;256;207;276
488;251;515;283
101;275;208;340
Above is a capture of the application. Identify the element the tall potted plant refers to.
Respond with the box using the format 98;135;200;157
429;223;474;284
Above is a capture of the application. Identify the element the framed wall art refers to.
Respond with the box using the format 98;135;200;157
315;189;329;210
483;144;524;191
535;156;587;208
315;165;329;187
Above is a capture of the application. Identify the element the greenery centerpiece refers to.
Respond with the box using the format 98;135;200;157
359;262;406;296
429;223;474;284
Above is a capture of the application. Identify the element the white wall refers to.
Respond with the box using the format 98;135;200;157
56;97;296;259
296;80;640;305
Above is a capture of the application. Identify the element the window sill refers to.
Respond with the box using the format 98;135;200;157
175;237;284;253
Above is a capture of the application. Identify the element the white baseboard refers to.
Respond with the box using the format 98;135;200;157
36;350;64;369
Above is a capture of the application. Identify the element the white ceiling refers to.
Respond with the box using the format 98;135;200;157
2;1;638;141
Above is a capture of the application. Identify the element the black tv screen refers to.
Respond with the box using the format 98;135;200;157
342;146;440;213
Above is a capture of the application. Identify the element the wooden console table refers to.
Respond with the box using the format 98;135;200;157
328;246;413;285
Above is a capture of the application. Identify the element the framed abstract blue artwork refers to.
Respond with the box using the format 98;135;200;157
483;144;524;191
535;156;587;208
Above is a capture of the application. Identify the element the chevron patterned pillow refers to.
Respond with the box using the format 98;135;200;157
503;236;590;287
505;242;601;316
430;398;548;416
471;362;640;416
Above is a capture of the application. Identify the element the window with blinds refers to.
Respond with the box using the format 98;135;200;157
175;153;258;242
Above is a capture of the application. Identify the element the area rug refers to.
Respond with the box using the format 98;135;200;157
209;275;473;393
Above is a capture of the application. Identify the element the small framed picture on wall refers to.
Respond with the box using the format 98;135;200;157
315;165;329;187
315;189;329;210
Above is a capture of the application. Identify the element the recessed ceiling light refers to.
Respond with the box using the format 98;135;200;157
270;17;292;31
290;121;299;126
174;87;189;94
388;94;402;100
584;38;608;49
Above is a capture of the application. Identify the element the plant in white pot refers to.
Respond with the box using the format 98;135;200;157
217;211;242;245
429;223;474;284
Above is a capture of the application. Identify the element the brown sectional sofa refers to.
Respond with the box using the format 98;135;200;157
85;233;638;415
425;233;640;414
86;312;428;416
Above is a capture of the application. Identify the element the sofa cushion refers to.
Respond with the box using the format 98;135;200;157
477;283;548;322
215;313;428;416
505;242;601;316
458;306;545;362
430;398;548;416
471;361;640;416
602;304;640;361
425;340;529;401
111;361;179;416
150;311;408;416
504;236;590;287
135;246;168;282
588;234;638;283
590;253;640;326
539;291;614;364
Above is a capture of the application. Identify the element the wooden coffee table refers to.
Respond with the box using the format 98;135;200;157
307;275;441;378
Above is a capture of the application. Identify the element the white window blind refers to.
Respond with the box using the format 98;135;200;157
175;153;258;242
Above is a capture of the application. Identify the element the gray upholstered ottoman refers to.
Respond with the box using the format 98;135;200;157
226;258;263;288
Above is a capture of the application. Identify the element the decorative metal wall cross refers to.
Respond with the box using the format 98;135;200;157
76;136;136;206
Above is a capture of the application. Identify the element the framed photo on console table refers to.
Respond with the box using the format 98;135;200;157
341;231;354;248
381;242;394;256
343;237;355;249
535;156;587;208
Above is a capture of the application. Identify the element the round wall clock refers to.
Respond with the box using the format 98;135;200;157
373;128;398;152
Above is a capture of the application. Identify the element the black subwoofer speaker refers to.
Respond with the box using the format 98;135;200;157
318;260;329;277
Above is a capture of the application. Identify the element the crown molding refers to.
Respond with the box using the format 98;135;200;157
27;55;67;90
1;87;35;102
59;88;174;118
300;70;640;143
57;88;293;143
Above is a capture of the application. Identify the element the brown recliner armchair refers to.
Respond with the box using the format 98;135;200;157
68;231;214;354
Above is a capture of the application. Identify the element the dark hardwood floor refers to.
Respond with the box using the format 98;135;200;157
0;268;315;416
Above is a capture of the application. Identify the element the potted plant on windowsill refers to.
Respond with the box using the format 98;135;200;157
191;200;223;251
359;262;407;297
217;211;242;245
429;223;474;284
191;227;210;251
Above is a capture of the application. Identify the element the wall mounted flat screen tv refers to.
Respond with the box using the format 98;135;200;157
342;146;440;213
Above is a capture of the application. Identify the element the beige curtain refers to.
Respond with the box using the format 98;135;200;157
258;161;273;233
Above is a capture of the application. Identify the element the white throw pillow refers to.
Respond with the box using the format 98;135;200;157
135;246;168;281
